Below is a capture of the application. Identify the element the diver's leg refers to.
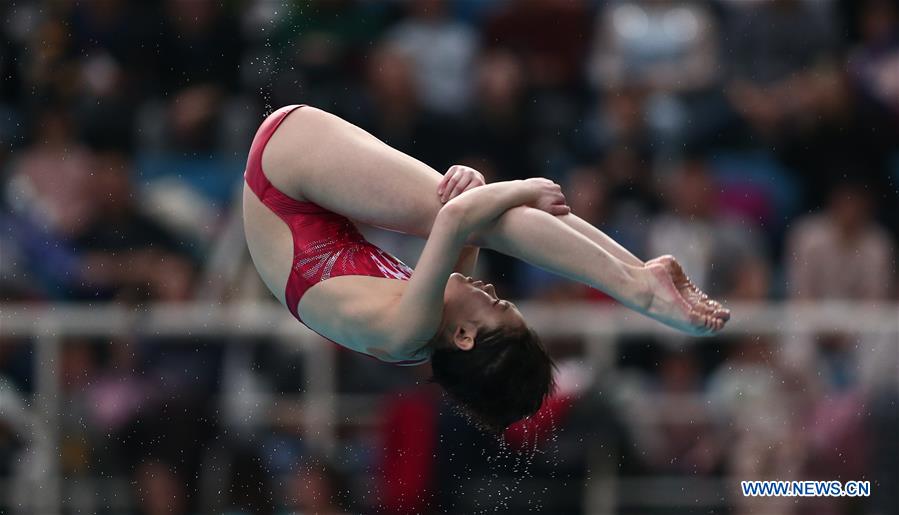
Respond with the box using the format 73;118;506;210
262;105;445;237
267;107;647;260
264;107;649;293
471;206;725;333
264;106;647;293
263;106;725;330
555;214;644;266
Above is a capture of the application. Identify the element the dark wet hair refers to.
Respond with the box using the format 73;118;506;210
429;324;556;434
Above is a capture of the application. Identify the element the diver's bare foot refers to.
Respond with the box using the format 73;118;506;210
640;263;726;336
645;255;730;323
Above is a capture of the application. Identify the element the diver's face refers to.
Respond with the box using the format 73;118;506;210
443;273;526;334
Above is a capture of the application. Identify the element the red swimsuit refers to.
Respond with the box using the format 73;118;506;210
245;105;427;365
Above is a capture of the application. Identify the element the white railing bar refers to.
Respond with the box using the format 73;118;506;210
2;301;897;337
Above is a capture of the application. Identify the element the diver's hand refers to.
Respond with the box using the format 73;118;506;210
438;165;486;203
523;177;570;216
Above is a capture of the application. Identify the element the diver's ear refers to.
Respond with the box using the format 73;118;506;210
452;322;477;351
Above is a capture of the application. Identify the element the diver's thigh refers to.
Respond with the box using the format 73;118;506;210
241;186;293;305
262;106;444;238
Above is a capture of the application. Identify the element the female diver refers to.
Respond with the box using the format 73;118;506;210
243;105;730;432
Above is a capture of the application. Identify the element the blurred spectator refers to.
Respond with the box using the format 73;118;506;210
643;349;722;476
138;0;249;154
67;0;157;151
591;147;658;248
18;9;76;106
348;41;464;171
483;0;592;90
6;133;197;301
482;0;592;180
258;0;392;118
355;43;430;157
286;454;359;514
220;441;277;515
726;255;773;301
271;0;390;72
723;0;838;85
72;150;197;302
68;0;154;79
386;0;478;116
588;0;723;152
0;12;24;162
565;166;611;229
707;338;806;515
117;391;219;515
460;49;534;181
7;108;96;237
802;370;872;515
589;0;719;93
786;180;894;300
723;0;842;137
83;339;147;433
377;374;440;514
152;0;243;97
843;0;899;236
848;0;899;118
646;158;769;297
577;87;651;160
0;365;32;513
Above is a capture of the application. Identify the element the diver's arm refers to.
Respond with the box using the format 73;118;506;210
447;179;569;237
379;180;569;356
437;165;484;276
378;204;470;356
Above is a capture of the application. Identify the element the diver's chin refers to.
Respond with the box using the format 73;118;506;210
449;272;473;283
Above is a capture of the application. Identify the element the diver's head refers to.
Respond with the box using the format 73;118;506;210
428;273;556;433
440;272;527;345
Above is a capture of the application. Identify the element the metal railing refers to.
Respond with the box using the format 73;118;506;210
1;301;897;514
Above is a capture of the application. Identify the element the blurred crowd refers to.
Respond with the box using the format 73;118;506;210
1;0;898;514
